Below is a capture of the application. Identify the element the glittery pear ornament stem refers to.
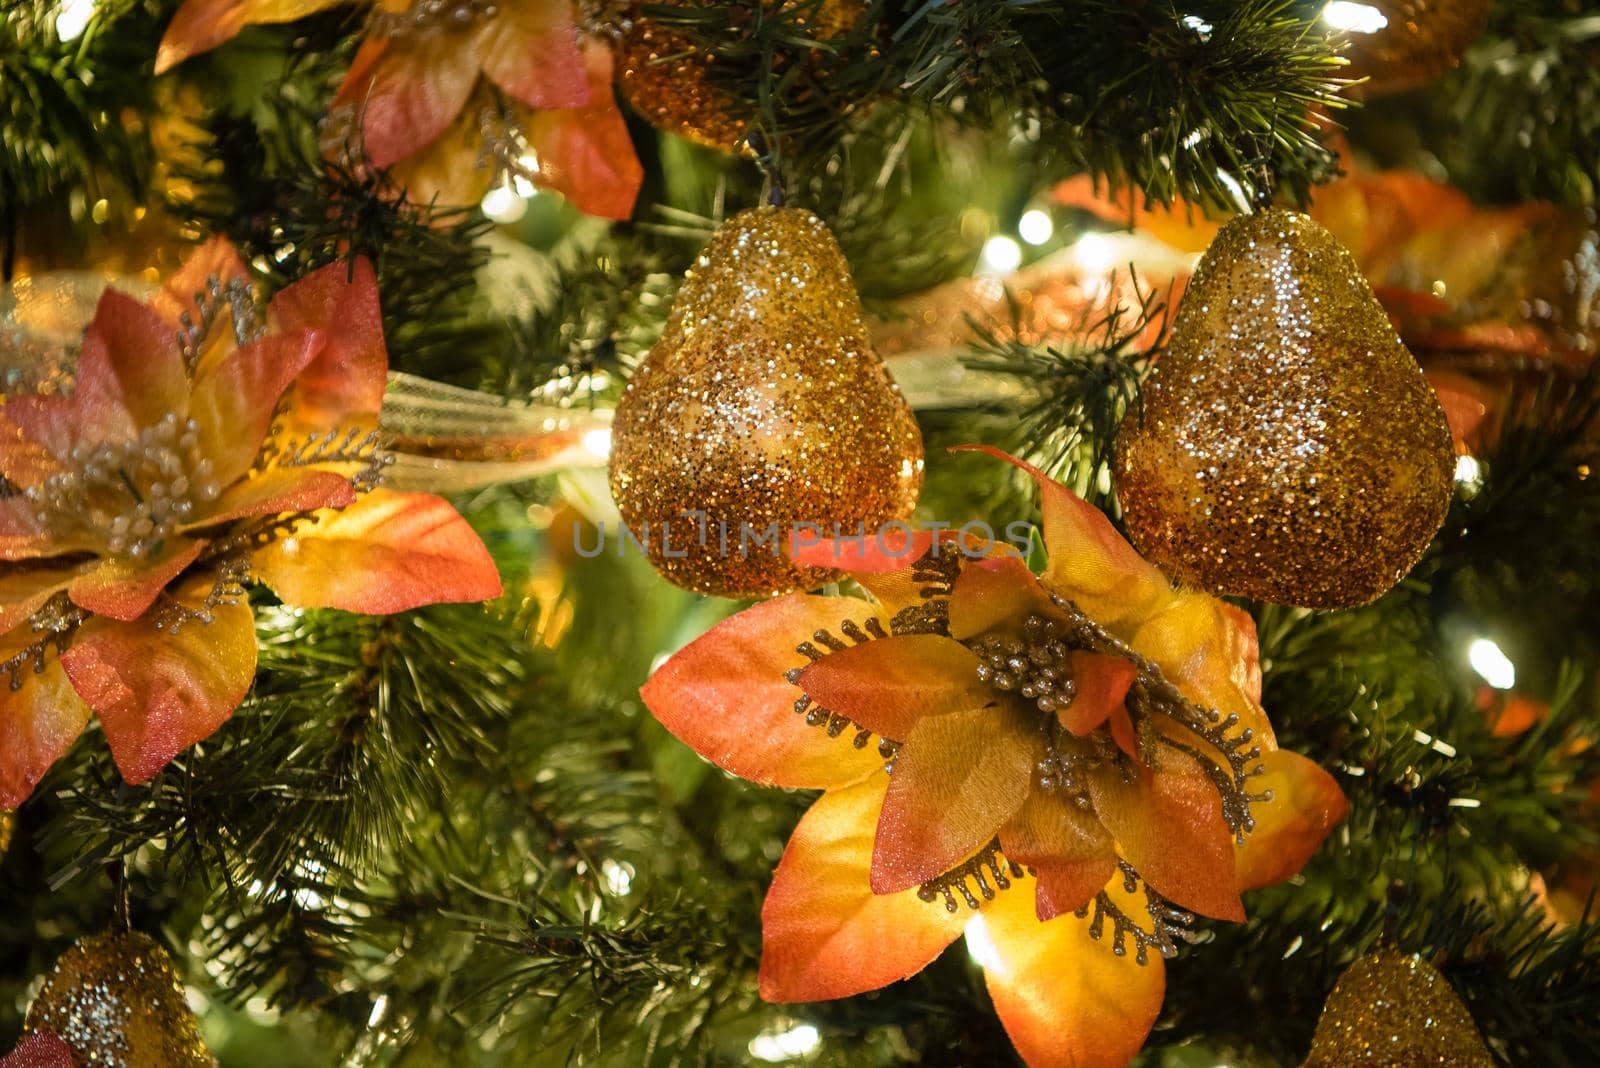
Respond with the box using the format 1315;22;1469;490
609;206;924;597
1303;950;1494;1067
1114;209;1454;609
25;929;215;1068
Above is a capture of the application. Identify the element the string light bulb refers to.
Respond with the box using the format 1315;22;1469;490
1018;209;1054;246
55;0;96;41
480;181;528;224
748;1022;821;1062
978;235;1023;275
1468;638;1515;690
1322;1;1388;33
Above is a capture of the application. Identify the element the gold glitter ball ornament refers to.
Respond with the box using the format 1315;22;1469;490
1342;0;1492;95
609;206;924;598
1304;950;1494;1067
1114;209;1453;609
25;929;215;1068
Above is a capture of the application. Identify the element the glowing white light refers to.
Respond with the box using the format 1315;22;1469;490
367;995;390;1028
1069;233;1116;275
748;1023;821;1062
601;858;635;896
1018;209;1054;246
293;857;328;910
978;235;1023;276
1468;638;1516;691
480;183;527;224
55;0;96;41
1181;15;1213;37
1454;454;1482;485
581;426;612;459
1322;1;1388;33
964;913;1003;973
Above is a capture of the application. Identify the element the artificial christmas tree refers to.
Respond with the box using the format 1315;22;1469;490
2;1;1598;1065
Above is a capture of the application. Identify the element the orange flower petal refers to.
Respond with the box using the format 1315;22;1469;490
341;36;481;169
0;395;71;488
799;633;989;742
641;593;888;790
760;777;966;1002
0;499;53;561
952;446;1171;629
970;871;1165;1068
476;0;588;110
77;290;189;441
190;329;325;485
873;705;1038;893
788;528;938;575
251;488;501;613
156;0;341;73
1127;591;1268;741
947;554;1054;641
1426;369;1493;455
1086;752;1244;922
790;532;952;620
523;45;643;220
999;792;1118;921
194;468;357;528
1235;749;1348;891
66;537;204;622
1053;173;1222;254
150;235;251;327
269;257;389;430
379;109;499;208
1058;652;1138;737
59;570;257;786
0;562;83;633
0;658;91;809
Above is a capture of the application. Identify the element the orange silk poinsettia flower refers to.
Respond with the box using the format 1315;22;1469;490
642;447;1348;1068
155;0;641;219
0;238;502;808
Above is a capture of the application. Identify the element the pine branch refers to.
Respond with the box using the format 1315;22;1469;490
651;0;1346;215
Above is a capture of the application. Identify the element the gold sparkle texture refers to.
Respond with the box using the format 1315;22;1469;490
616;0;861;153
0;811;12;860
1114;209;1454;609
616;10;745;153
1304;950;1494;1067
609;206;924;598
25;929;215;1068
1343;0;1492;95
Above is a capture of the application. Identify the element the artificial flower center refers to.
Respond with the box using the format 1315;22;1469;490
25;413;220;561
369;0;501;37
970;614;1077;715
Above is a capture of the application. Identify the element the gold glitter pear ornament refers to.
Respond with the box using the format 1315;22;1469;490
609;206;924;597
1342;0;1492;96
1304;950;1494;1067
1114;209;1453;609
616;0;863;152
24;929;215;1068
